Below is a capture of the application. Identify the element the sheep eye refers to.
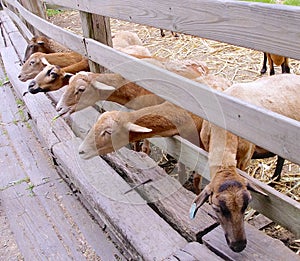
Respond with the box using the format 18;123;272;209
29;61;35;66
75;87;85;95
50;72;58;79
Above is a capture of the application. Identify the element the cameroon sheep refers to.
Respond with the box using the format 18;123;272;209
112;31;151;56
77;74;230;158
28;65;73;94
78;101;203;158
55;71;164;117
190;74;300;252
18;52;89;82
53;58;208;114
260;52;290;76
23;35;71;63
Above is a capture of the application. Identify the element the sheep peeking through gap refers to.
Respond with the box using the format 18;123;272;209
191;74;300;252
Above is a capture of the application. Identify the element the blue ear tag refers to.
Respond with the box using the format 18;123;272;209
189;203;197;219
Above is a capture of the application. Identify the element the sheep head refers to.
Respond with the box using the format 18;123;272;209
56;72;115;117
18;53;49;82
28;65;73;94
190;166;267;252
78;111;152;159
23;36;51;63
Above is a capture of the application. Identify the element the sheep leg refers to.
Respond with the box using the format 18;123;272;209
271;156;285;183
281;58;290;74
141;139;151;155
160;29;166;37
267;53;275;75
192;172;202;195
260;52;268;74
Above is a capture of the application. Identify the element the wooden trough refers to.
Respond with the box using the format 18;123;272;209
0;1;300;260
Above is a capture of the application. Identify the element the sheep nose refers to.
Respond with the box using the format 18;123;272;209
29;80;36;88
18;74;21;79
230;239;247;253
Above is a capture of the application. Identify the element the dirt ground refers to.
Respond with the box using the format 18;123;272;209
47;9;299;255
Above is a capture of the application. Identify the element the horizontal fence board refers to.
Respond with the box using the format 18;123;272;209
44;0;300;60
7;0;87;56
85;38;300;165
3;5;33;40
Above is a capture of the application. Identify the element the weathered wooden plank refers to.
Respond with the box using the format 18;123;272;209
0;26;74;149
52;137;188;260
0;94;79;261
238;169;300;238
202;224;300;261
164;242;223;261
6;0;87;55
248;214;273;230
165;242;224;261
80;11;112;72
0;84;122;260
3;4;34;40
102;147;217;242
44;0;300;60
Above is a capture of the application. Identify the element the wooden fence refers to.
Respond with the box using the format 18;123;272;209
2;0;300;238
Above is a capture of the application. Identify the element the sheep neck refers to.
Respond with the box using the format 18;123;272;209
208;124;238;179
125;102;203;145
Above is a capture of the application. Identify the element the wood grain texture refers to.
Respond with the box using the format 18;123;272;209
203;224;300;261
102;147;217;242
7;0;86;55
0;84;122;260
44;0;300;60
52;138;188;260
165;242;223;261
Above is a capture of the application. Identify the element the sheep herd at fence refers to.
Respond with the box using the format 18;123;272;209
18;31;300;253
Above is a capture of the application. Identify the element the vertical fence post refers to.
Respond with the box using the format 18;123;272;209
80;12;112;73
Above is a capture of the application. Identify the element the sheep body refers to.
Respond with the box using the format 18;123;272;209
50;57;208;113
260;52;290;75
78;101;203;158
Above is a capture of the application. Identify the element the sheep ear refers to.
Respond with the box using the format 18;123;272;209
63;73;74;81
190;185;212;219
247;181;268;197
92;80;116;91
126;122;152;133
41;57;51;66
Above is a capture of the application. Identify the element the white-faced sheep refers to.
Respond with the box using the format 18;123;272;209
260;52;290;76
191;73;300;252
